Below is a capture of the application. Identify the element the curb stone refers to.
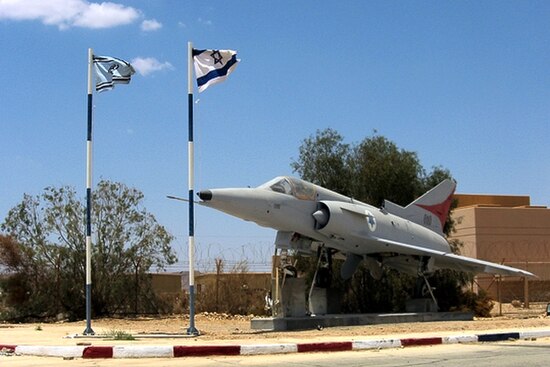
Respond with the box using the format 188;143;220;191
1;330;549;359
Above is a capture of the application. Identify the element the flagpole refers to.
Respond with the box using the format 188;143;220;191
187;41;199;335
84;47;95;335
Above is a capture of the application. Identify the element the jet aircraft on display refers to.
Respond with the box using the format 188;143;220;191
198;176;534;280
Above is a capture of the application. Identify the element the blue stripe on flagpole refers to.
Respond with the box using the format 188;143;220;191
86;188;92;236
189;190;194;237
87;94;92;140
188;92;194;236
87;94;93;141
85;284;93;333
196;54;239;87
188;94;193;141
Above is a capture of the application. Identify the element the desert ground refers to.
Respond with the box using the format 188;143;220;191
2;302;550;347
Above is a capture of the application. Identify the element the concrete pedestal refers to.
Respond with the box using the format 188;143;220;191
309;287;327;315
309;287;342;315
281;278;306;317
406;298;438;313
251;311;474;331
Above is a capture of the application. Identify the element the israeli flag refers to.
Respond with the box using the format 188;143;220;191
193;49;239;93
93;55;135;93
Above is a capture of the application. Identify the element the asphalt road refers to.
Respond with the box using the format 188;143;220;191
2;339;550;366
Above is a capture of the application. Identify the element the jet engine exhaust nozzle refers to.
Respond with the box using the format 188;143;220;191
198;190;212;201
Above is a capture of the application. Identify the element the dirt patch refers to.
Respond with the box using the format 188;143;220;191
126;312;550;341
2;303;550;345
7;307;550;340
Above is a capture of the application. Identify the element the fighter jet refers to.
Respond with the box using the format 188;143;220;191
197;176;534;280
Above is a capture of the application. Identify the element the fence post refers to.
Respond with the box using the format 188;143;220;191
497;275;502;316
215;258;223;312
524;260;530;309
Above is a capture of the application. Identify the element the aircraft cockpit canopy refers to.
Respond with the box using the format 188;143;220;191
260;176;317;201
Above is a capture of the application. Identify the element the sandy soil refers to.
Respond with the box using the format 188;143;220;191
2;302;550;346
80;311;550;341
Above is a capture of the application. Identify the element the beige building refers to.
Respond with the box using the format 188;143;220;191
151;272;184;295
449;193;550;302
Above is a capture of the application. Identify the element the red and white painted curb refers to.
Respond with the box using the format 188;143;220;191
2;330;550;359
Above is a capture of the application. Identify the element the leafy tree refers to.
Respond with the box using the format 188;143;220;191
291;128;353;196
292;129;475;313
0;181;176;320
351;135;424;206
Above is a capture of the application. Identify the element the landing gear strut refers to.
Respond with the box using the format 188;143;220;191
414;274;438;310
415;257;439;311
312;246;332;288
307;246;334;315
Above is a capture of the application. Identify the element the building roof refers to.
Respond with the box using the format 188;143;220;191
453;194;546;209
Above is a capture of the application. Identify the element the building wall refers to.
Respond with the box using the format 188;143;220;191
150;272;271;295
150;273;183;294
451;205;477;259
149;272;271;314
195;273;270;294
194;272;271;315
450;194;550;302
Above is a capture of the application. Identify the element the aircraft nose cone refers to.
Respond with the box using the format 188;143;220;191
312;208;329;228
198;190;212;201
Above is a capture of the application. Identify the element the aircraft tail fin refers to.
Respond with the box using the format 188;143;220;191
383;179;456;236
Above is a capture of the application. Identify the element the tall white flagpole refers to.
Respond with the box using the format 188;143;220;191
187;41;199;335
84;48;95;335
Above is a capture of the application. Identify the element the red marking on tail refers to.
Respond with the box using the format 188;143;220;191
415;193;454;228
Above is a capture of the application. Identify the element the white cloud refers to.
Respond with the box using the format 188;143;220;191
197;17;212;26
73;2;139;29
131;57;173;76
141;18;161;31
0;0;140;30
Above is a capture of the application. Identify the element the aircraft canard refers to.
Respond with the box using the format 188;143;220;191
198;176;535;279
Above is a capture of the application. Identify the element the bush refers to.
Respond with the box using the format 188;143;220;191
458;289;494;317
0;182;176;321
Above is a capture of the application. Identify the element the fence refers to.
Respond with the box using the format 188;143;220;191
472;260;550;316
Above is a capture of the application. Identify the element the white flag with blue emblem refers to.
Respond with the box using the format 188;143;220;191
193;49;239;93
93;55;135;93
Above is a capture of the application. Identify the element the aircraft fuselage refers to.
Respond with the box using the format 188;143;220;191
197;176;534;278
198;178;450;257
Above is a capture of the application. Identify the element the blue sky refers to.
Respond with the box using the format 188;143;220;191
1;1;549;271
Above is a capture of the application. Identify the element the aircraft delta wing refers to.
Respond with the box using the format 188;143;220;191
367;235;534;277
197;176;535;279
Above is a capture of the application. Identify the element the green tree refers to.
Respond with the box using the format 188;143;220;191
0;180;176;320
292;129;474;313
292;129;447;206
291;128;353;197
350;134;425;206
